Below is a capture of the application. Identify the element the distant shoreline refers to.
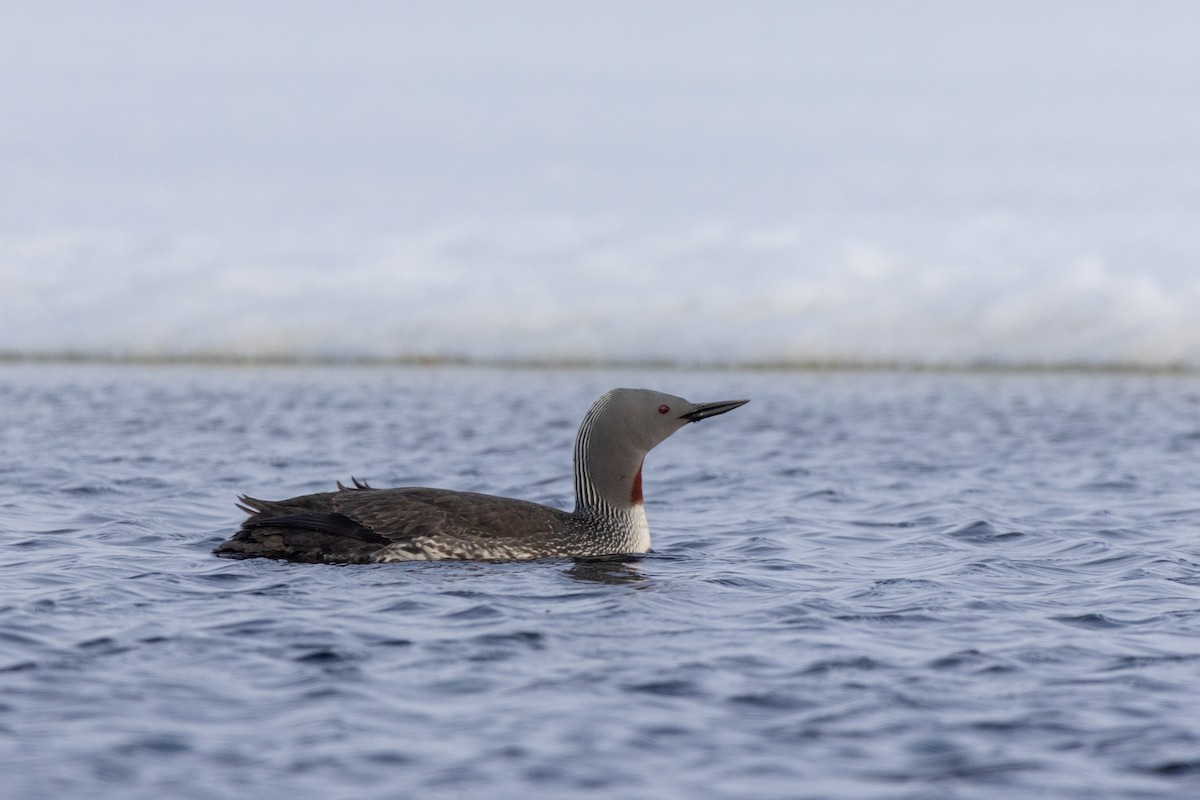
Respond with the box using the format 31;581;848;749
1;351;1196;375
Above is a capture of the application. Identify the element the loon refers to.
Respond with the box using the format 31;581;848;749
214;388;747;563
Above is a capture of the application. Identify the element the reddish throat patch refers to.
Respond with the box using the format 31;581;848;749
630;460;644;504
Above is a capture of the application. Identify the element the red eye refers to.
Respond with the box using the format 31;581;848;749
658;404;670;414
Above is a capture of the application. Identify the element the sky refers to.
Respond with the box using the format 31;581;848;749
2;1;1199;366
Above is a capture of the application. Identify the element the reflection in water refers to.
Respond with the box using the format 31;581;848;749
565;555;645;584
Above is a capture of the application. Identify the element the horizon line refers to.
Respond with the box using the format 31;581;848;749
1;350;1196;375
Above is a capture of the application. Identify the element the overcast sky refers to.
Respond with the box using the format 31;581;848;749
3;2;1199;365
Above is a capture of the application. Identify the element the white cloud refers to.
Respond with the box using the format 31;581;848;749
1;3;1198;366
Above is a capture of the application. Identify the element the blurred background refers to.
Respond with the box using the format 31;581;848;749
2;0;1198;367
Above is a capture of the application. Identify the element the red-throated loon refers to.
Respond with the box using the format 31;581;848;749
214;388;748;563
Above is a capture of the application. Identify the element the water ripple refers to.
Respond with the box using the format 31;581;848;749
2;366;1200;799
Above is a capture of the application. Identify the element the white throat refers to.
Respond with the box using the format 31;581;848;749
628;504;651;552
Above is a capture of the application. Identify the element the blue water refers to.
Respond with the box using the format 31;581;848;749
2;364;1200;799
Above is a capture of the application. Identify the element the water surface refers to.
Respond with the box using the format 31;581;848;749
2;364;1200;799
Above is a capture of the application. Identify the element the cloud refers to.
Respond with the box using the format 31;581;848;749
3;219;1197;367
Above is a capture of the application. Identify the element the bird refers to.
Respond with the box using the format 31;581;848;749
214;388;748;563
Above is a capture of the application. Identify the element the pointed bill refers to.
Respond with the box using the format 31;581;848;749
679;398;749;422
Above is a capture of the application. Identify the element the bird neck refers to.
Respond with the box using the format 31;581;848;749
572;399;647;517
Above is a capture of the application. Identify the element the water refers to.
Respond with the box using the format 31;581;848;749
2;363;1200;799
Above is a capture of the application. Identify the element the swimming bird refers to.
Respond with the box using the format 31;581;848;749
214;388;748;563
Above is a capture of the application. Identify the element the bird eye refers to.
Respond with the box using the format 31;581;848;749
658;404;670;414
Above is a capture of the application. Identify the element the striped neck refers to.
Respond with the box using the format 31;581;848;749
572;392;647;518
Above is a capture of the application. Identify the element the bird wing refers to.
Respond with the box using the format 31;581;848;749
221;485;574;562
330;487;571;543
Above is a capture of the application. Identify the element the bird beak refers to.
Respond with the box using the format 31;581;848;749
679;398;749;422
